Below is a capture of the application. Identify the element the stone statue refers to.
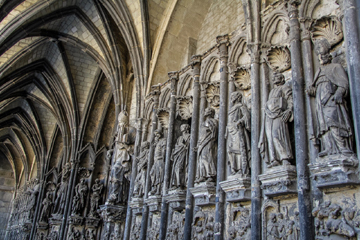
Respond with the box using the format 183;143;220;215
89;179;103;217
54;162;71;214
25;178;40;220
72;178;88;214
108;111;136;204
195;107;218;183
133;141;150;197
307;38;354;158
39;192;53;223
170;124;191;190
225;91;251;176
86;229;95;240
259;72;293;168
267;213;280;240
149;129;167;195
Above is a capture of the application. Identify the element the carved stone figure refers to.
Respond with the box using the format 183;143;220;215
259;72;293;168
54;162;71;214
39;192;53;223
150;129;167;195
195;107;218;183
307;38;354;158
108;111;136;204
193;220;204;240
89;179;103;217
86;228;95;240
170;124;191;190
133;141;150;197
225;91;251;176
267;213;280;240
25;179;40;220
72;178;88;215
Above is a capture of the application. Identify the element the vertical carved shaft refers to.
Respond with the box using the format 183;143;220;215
184;55;202;240
159;72;178;240
288;2;313;239
343;0;360;158
140;89;160;240
124;118;145;240
249;43;261;240
29;182;44;240
215;35;229;239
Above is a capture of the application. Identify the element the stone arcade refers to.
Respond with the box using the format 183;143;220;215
1;0;360;240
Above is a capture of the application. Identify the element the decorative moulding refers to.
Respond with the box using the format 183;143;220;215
205;81;220;108
310;16;343;47
266;46;291;73
156;108;170;129
230;66;251;90
176;96;193;120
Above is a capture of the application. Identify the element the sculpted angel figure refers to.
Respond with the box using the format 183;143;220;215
259;72;293;168
150;130;167;195
170;124;191;190
195;107;218;183
225;91;251;176
133;141;150;197
307;38;354;158
72;178;88;214
54;162;71;214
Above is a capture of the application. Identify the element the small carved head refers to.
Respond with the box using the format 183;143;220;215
315;38;332;65
270;213;277;223
204;107;215;118
180;124;190;133
230;91;243;104
141;141;150;150
273;72;285;86
154;129;163;142
95;178;100;184
277;213;284;220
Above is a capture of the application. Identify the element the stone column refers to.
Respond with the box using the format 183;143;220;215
214;35;230;239
184;55;202;240
247;42;262;240
123;117;146;240
159;71;178;240
287;1;313;239
342;0;360;158
139;87;161;240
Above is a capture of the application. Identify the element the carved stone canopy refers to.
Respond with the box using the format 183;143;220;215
266;46;291;73
205;82;220;107
230;66;251;90
176;96;193;120
310;16;343;47
156;108;170;129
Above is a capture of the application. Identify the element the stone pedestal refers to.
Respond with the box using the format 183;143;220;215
259;165;297;197
85;216;100;228
219;176;251;202
129;197;144;215
309;154;359;188
69;214;84;226
189;181;216;206
144;195;162;213
165;189;187;210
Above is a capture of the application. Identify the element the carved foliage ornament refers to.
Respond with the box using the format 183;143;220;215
266;46;291;73
310;16;343;47
205;82;220;107
176;96;193;120
231;67;251;90
157;108;170;129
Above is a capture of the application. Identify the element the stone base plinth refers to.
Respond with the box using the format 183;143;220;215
165;189;186;210
85;217;100;228
190;182;216;206
144;195;162;213
69;214;84;226
219;176;251;202
259;165;297;197
309;154;359;188
99;204;126;223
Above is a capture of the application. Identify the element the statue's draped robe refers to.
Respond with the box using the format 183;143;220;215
226;102;251;172
170;132;190;187
197;117;218;179
261;83;293;163
150;138;167;189
312;63;353;154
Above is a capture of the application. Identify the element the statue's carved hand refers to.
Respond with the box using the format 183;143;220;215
306;86;316;96
333;92;343;104
282;110;292;122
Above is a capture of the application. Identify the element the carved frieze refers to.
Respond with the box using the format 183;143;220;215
227;204;251;239
192;208;215;239
166;211;185;239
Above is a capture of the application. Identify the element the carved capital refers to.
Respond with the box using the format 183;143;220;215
191;55;202;72
299;17;312;41
149;85;161;106
216;34;230;47
246;43;261;64
168;71;179;93
136;118;148;131
287;0;300;18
